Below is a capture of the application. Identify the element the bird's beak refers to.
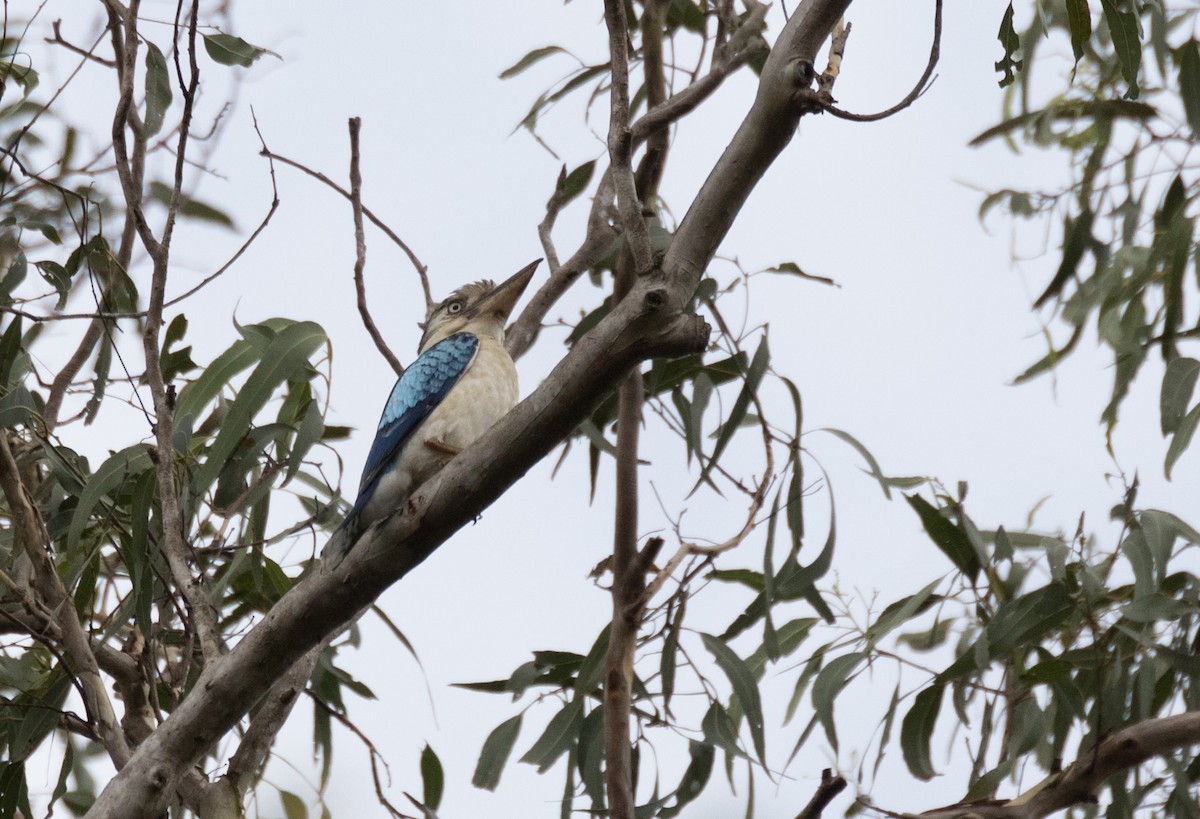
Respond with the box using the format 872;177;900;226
469;259;540;321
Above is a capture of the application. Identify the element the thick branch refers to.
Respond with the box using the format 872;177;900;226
663;0;851;289
917;712;1200;819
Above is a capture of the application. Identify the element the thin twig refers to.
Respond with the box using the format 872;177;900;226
260;146;432;309
45;19;116;66
348;117;404;376
795;769;848;819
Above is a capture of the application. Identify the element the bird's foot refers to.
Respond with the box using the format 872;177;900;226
425;437;462;456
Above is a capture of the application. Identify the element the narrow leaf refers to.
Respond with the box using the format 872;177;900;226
701;633;767;764
1065;0;1092;67
143;42;172;137
901;684;944;780
1179;40;1200;137
1100;0;1141;98
202;32;275;67
421;745;444;811
473;715;523;791
1161;357;1200;435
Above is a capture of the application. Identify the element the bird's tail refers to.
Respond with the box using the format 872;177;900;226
321;518;358;571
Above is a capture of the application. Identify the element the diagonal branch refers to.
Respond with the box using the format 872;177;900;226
917;712;1200;819
348;117;405;376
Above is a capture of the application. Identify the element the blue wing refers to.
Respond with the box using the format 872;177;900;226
342;332;479;526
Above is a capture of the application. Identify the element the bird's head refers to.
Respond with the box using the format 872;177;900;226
417;260;540;352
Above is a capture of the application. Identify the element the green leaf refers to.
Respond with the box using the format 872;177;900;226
906;495;980;581
1065;0;1092;67
971;100;1156;146
421;744;444;811
1166;403;1200;479
10;666;70;761
1179;40;1200;137
1162;358;1200;435
520;700;582;772
0;315;23;389
193;321;326;497
0;762;32;819
34;260;72;308
286;399;325;484
1035;209;1094;308
143;42;172;137
500;45;568;79
576;707;605;808
701;633;766;764
67;444;154;553
819;427;894;498
662;741;714;818
1100;0;1141;98
901;684;944;780
202;32;276;67
995;2;1023;88
279;790;308;819
0;251;28;300
147;181;235;229
764;261;837;287
174;334;262;424
865;580;942;648
698;335;769;488
560;159;596;206
811;652;864;751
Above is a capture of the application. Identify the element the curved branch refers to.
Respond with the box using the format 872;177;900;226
817;0;941;123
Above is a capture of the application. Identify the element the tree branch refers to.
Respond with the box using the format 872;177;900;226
259;146;432;309
348;117;405;376
796;769;847;819
917;712;1200;819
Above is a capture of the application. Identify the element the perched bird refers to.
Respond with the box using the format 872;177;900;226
326;260;539;563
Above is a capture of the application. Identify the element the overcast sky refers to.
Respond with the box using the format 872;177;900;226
23;1;1198;817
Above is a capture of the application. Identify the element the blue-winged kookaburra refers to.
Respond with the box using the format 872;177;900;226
327;260;539;562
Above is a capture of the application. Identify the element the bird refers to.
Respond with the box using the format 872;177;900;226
325;260;539;564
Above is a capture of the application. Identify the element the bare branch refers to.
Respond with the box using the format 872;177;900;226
45;19;116;67
603;0;653;275
348;117;405;377
260;146;432;309
816;0;941;122
796;769;848;819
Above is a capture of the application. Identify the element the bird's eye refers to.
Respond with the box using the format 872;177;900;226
446;301;464;315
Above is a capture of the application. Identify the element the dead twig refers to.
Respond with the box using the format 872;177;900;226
796;769;848;819
348;117;405;376
812;0;941;122
260;146;432;309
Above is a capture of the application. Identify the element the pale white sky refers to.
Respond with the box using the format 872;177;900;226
22;1;1198;817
